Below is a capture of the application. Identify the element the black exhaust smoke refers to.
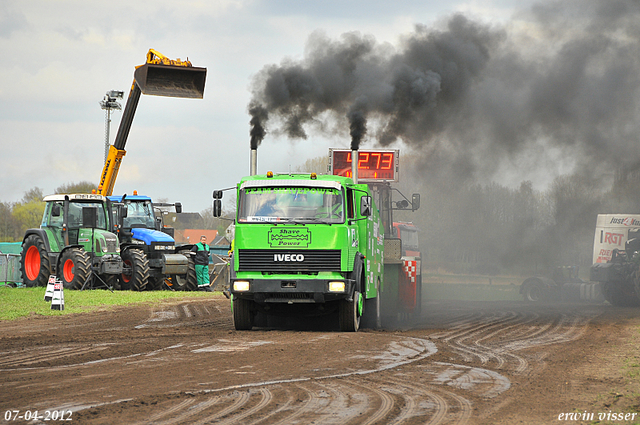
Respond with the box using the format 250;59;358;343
249;103;268;150
247;2;640;186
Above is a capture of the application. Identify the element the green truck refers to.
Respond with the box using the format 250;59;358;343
216;172;384;331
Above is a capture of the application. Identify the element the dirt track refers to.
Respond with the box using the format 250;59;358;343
1;297;639;424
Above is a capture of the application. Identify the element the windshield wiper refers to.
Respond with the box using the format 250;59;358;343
280;217;337;225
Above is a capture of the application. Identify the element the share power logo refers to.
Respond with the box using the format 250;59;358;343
268;228;311;248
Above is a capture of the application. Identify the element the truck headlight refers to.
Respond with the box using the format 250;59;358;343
328;281;345;292
233;280;250;292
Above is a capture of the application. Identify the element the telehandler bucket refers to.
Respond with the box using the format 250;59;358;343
134;64;207;99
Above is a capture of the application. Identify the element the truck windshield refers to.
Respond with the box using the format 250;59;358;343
238;187;344;223
123;200;155;228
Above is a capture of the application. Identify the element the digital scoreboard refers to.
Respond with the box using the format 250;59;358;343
329;148;399;182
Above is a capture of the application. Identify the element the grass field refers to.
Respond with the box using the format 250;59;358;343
1;271;526;321
0;286;221;321
422;271;523;302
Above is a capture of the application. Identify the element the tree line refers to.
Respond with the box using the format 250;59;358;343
0;181;229;243
394;165;640;276
0;182;96;242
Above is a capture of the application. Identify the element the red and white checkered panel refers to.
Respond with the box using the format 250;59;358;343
403;260;417;283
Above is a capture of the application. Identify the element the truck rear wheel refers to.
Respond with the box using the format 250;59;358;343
362;280;381;329
121;249;150;291
20;235;51;287
339;291;362;332
59;248;91;290
233;297;254;330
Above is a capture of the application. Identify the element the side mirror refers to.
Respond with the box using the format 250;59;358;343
82;207;98;228
213;190;223;199
412;193;420;211
52;203;61;217
119;204;128;219
213;199;222;217
360;196;372;217
626;238;640;255
175;202;182;214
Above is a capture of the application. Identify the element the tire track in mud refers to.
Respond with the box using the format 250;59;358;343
427;309;599;374
0;303;226;372
4;303;602;424
120;375;476;425
0;344;116;368
85;334;484;425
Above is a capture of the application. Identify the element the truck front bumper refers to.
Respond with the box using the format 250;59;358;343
230;278;356;303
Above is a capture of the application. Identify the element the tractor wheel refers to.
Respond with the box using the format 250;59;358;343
20;235;51;287
100;274;120;290
604;282;640;307
339;291;362;332
362;279;381;330
121;249;150;291
59;248;91;290
171;256;197;291
233;297;254;330
522;278;547;303
146;276;164;291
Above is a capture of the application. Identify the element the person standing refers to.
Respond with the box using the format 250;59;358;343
191;235;211;291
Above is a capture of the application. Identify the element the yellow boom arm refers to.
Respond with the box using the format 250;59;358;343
96;49;206;196
97;145;126;196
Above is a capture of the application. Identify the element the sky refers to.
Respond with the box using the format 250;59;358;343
1;0;637;214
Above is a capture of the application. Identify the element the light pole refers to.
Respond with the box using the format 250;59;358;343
99;90;124;163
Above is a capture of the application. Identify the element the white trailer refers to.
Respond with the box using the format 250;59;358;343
592;214;640;264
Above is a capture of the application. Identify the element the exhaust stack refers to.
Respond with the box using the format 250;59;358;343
351;149;358;184
250;149;257;176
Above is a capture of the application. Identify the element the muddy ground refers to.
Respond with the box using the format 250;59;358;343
1;297;639;424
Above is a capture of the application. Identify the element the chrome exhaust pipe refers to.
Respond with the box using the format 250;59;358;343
250;149;257;176
351;149;358;184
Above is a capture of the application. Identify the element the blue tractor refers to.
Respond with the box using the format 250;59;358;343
108;194;197;291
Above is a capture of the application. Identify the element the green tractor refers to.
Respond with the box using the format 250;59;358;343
21;194;123;289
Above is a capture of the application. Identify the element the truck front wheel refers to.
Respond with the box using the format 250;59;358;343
339;291;362;332
59;248;91;290
21;235;51;287
233;297;254;330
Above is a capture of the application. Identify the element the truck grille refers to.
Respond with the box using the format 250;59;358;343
264;293;314;303
238;250;341;272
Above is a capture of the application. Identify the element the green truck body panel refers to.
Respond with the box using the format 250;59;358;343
231;174;383;303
